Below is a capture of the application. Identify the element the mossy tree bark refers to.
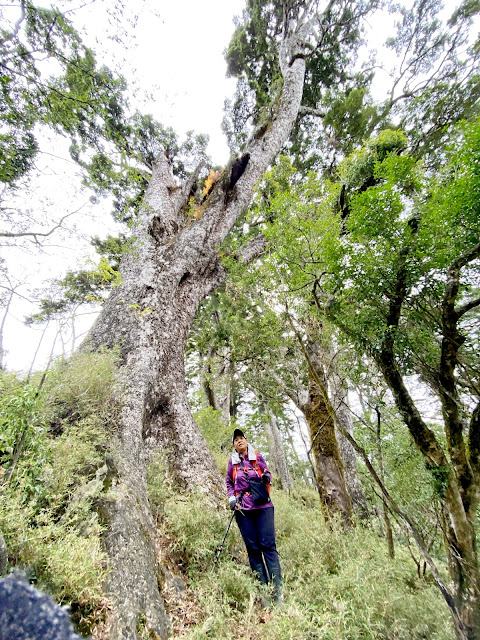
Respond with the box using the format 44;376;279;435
301;343;352;526
330;370;369;519
83;13;315;638
266;332;358;523
317;335;369;519
368;247;480;640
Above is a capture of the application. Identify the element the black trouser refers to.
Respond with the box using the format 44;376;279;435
235;506;282;596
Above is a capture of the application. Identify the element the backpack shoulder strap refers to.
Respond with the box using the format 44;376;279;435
233;452;262;481
232;461;240;483
253;451;262;478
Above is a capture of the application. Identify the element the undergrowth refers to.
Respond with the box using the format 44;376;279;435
0;349;120;634
0;352;455;639
149;464;453;640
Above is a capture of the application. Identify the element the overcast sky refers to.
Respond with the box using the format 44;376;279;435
2;0;245;373
1;0;467;373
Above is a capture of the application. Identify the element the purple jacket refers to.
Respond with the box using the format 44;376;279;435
226;445;273;510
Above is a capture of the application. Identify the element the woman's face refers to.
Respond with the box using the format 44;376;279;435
233;435;248;455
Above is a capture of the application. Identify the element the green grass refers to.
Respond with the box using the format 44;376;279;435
0;352;455;640
158;484;453;640
0;351;119;634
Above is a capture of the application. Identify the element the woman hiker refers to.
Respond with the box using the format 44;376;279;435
225;428;282;604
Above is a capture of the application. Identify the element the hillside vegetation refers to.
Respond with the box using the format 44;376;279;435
0;352;454;638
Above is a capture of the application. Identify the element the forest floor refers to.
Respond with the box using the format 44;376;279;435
153;483;453;640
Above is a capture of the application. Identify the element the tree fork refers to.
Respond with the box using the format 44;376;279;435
83;18;309;639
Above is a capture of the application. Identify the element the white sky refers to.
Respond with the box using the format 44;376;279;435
2;0;245;373
1;0;470;374
72;0;246;161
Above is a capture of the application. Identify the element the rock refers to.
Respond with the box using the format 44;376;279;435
0;574;81;640
163;569;186;594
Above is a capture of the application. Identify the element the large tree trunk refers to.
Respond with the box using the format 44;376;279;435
88;208;227;637
296;323;353;526
302;368;352;526
271;330;354;520
84;33;308;639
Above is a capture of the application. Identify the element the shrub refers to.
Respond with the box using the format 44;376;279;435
164;486;453;640
0;350;120;636
42;415;108;513
163;492;243;576
41;347;121;426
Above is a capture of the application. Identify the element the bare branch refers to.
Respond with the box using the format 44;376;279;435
173;160;204;214
264;366;302;410
0;203;87;244
0;0;26;46
0;285;33;304
456;295;480;319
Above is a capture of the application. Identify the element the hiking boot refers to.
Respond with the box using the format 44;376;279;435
273;592;284;608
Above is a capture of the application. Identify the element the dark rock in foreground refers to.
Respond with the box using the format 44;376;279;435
0;574;81;640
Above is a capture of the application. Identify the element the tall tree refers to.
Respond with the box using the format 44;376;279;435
220;158;366;521
212;274;366;521
220;0;480;529
331;123;480;640
260;123;480;639
80;2;377;637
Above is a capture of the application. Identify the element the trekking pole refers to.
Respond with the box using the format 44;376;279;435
211;510;236;572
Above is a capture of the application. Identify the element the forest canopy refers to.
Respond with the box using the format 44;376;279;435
1;1;480;640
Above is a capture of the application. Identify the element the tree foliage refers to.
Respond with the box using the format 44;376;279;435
0;1;127;185
235;117;480;634
224;0;480;174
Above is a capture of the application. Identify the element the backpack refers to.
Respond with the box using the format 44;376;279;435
232;452;271;504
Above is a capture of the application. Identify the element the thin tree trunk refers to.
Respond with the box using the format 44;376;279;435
4;331;58;485
0;290;14;370
374;405;395;558
264;405;293;490
294;410;325;494
0;529;7;576
70;313;76;355
26;320;50;383
328;358;369;519
219;348;233;423
284;419;309;483
200;348;217;410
